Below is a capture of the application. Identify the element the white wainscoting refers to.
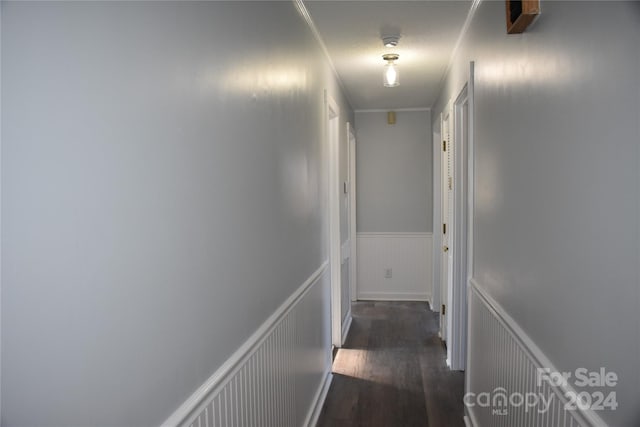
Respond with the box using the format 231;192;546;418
356;232;432;302
467;280;607;427
162;262;332;427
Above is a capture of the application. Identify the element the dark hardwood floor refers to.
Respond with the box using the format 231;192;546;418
317;301;465;427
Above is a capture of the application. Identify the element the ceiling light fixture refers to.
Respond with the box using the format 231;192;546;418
382;53;399;88
382;35;400;48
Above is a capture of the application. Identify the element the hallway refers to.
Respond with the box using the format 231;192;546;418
2;1;639;425
318;302;465;427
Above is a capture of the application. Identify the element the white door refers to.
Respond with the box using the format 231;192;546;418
439;66;474;370
348;124;357;303
440;110;453;345
339;123;352;343
431;124;442;314
342;132;351;307
449;79;472;371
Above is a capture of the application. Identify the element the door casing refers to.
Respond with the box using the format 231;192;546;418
436;62;475;371
440;107;452;344
326;92;343;348
348;123;357;303
431;120;442;315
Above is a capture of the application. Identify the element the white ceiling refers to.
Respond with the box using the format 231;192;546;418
303;0;472;110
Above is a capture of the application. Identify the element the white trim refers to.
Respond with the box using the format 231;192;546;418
464;61;475;391
0;1;3;417
357;232;432;238
293;0;354;109
465;62;475;285
341;310;353;343
449;80;471;371
464;392;480;427
354;107;431;113
470;279;608;427
327;93;342;348
161;261;329;427
302;370;333;427
463;413;476;427
348;123;357;302
440;102;453;348
340;240;350;265
357;292;430;302
431;117;442;314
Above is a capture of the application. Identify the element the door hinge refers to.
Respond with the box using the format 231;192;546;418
443;223;447;234
441;304;446;315
442;140;447;151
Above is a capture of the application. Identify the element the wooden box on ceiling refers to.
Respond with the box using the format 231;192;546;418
505;0;540;34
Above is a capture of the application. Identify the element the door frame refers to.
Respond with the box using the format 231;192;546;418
326;92;343;348
464;62;475;372
449;62;475;371
433;62;474;370
347;123;357;303
440;105;452;344
431;119;442;315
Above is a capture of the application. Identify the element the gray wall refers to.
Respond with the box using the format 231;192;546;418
355;111;432;232
432;1;640;425
1;2;352;425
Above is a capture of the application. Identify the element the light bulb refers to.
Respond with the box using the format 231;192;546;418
384;62;399;87
382;53;399;88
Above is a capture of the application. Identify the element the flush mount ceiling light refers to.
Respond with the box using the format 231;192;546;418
382;53;399;87
382;35;400;48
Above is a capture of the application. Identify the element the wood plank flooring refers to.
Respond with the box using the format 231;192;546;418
317;301;465;427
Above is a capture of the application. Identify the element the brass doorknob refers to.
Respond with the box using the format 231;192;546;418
443;246;449;252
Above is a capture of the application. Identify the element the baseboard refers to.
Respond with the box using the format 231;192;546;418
303;370;333;427
464;406;479;427
468;279;607;427
161;261;330;427
357;291;430;301
425;298;433;312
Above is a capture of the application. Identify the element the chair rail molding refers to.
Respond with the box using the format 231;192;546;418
162;261;331;427
467;279;608;427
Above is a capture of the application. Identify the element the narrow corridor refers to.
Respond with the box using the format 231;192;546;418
318;302;465;427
